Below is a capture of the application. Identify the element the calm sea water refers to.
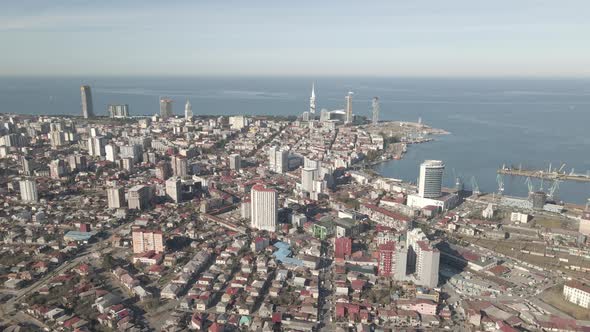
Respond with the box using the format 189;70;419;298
1;76;589;204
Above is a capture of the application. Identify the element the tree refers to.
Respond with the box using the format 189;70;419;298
102;254;115;270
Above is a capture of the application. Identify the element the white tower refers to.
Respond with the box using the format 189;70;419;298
418;160;445;198
310;83;316;115
345;91;353;124
185;99;193;120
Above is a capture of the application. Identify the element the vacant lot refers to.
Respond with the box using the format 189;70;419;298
540;284;590;320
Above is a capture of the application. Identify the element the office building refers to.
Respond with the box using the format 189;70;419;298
229;154;241;171
105;144;119;162
171;155;188;177
378;242;397;277
345;91;353;124
107;187;126;209
128;185;152;210
107;104;129;118
166;177;182;203
80;85;94;119
309;83;316;115
184;99;193;120
251;184;277;232
132;228;165;254
49;159;67;179
418;160;445;198
19;178;38;203
372;97;380;125
160;97;173;119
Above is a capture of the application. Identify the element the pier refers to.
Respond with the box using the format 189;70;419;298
498;166;590;183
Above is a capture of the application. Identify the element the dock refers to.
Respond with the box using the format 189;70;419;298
498;167;590;183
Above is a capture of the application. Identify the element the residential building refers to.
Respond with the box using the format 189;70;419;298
171;155;188;177
107;104;129;118
166;177;182;203
229;154;241;171
345;91;353;124
132;228;165;254
107;187;126;209
128;185;152;210
563;280;590;309
19;178;38;202
251;184;277;232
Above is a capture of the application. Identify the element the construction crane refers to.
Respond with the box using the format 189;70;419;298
558;163;566;173
471;176;480;196
524;177;534;195
496;174;504;195
547;180;561;200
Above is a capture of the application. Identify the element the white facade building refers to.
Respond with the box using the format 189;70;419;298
107;187;125;209
166;177;182;203
563;280;590;309
250;184;277;232
19;179;38;203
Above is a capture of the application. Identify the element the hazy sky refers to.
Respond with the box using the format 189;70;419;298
1;0;589;77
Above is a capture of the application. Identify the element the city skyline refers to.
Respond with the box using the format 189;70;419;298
1;1;590;77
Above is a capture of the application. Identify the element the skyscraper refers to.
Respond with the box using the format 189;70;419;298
107;186;126;209
160;97;173;119
19;178;39;203
372;97;380;125
251;184;277;232
49;159;67;179
345;91;353;124
80;85;94;119
310;83;316;115
418;160;445;198
185;99;193;120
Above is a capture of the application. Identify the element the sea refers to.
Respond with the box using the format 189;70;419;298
1;76;589;205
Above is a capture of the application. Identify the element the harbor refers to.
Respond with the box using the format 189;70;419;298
498;164;590;183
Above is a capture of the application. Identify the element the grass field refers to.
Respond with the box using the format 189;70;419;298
540;284;590;320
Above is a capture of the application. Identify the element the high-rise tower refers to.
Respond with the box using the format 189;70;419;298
372;97;380;125
310;83;316;115
160;97;173;119
185;99;193;120
251;184;278;232
80;85;94;119
345;91;353;124
418;160;445;198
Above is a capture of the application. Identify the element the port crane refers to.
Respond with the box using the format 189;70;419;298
547;180;561;200
524;177;534;195
471;176;480;196
496;174;504;195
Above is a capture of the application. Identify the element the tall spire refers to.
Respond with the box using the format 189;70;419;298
310;82;316;114
185;98;193;120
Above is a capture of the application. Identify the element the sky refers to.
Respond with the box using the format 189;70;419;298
1;0;589;77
